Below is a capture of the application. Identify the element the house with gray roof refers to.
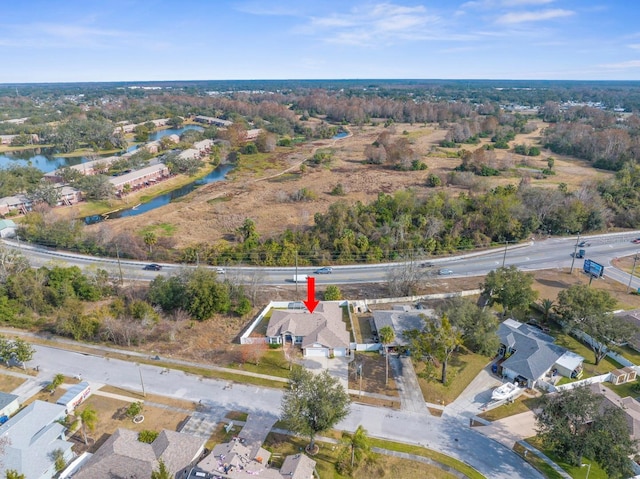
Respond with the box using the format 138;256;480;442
372;305;435;347
0;391;19;418
497;319;584;388
266;302;350;357
73;428;205;479
0;400;74;479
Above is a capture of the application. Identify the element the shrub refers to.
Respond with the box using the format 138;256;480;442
125;401;143;419
426;174;442;187
324;285;342;301
138;430;159;444
411;160;428;170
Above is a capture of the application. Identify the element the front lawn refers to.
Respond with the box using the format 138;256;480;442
414;347;491;404
478;396;541;422
525;437;608;479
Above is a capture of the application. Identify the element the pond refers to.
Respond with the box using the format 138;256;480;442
83;163;234;224
0;125;204;172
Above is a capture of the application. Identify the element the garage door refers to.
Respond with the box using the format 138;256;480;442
333;348;347;357
305;348;328;357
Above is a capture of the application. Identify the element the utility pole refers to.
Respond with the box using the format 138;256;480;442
569;233;581;274
502;240;508;268
115;243;124;285
295;250;299;297
139;367;146;397
627;253;639;293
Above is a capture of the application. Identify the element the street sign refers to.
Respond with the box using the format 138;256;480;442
583;259;604;277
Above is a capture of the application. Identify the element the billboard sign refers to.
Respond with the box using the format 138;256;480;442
583;259;604;277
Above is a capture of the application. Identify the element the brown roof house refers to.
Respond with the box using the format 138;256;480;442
266;302;350;357
190;438;315;479
73;428;205;479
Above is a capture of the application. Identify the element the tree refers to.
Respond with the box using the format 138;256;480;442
143;232;157;255
77;405;98;445
50;448;66;473
378;325;395;386
409;315;463;384
280;366;350;452
555;284;632;364
46;373;65;393
11;338;34;370
337;425;372;475
481;266;538;318
5;470;26;479
438;297;499;356
536;385;636;478
324;285;342;300
151;459;171;479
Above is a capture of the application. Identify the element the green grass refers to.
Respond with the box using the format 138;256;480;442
207;196;232;204
237;152;279;175
414;348;491;404
368;437;486;479
268;173;301;183
341;305;355;343
513;442;564;479
227;350;291;378
610;344;640;366
525;438;607;478
604;379;639;399
478;396;541;421
139;223;177;237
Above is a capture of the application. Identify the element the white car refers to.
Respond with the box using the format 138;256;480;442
215;267;226;274
438;268;453;276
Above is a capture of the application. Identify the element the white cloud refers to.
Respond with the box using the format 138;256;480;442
599;60;640;70
496;8;574;24
301;2;454;46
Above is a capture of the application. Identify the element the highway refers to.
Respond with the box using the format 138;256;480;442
5;230;640;289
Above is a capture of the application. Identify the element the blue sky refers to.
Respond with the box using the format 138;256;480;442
1;0;638;82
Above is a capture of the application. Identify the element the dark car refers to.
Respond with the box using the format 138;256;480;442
143;263;162;271
314;267;333;274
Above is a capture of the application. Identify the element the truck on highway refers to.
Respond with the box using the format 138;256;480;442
292;274;309;283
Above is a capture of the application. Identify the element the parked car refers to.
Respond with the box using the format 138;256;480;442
143;263;162;271
314;267;333;274
438;268;453;276
215;267;226;274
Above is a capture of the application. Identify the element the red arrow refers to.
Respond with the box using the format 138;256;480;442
303;276;319;313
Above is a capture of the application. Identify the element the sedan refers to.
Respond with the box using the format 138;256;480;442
215;267;226;274
143;263;162;271
633;238;640;244
438;268;453;276
314;267;333;274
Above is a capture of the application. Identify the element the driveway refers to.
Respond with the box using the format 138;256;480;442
302;355;350;390
444;364;502;420
389;355;429;413
475;411;538;448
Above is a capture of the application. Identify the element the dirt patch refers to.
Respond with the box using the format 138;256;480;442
0;374;26;393
71;394;189;454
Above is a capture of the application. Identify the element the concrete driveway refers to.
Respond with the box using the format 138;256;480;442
390;355;429;413
302;355;350;390
475;411;538;448
444;364;502;420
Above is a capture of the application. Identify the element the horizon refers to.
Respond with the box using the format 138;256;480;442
2;0;639;83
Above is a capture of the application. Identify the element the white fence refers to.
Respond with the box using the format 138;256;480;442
356;343;382;352
239;300;292;345
351;289;482;313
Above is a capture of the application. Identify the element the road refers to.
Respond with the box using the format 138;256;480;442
6;231;640;289
25;343;543;479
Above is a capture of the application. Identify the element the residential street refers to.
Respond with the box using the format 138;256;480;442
22;344;544;479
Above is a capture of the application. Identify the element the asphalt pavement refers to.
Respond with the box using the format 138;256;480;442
21;343;543;479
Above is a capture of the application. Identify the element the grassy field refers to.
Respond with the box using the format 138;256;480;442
414;347;490;404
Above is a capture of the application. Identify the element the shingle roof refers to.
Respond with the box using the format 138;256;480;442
280;453;316;479
498;319;567;381
372;308;430;346
73;428;205;479
0;391;18;410
266;302;350;349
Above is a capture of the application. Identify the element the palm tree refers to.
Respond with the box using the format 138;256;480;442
46;373;65;393
5;470;26;479
77;405;98;445
541;298;554;324
151;459;171;479
342;425;371;469
143;232;157;254
378;326;395;386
